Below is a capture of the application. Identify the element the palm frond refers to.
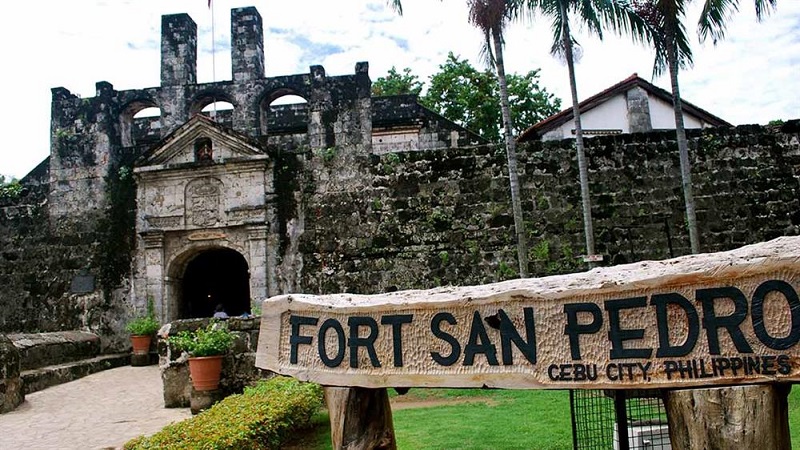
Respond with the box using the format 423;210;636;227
697;0;738;44
479;28;497;67
597;0;659;45
387;0;403;15
469;0;512;67
754;0;777;19
548;11;568;57
577;0;605;38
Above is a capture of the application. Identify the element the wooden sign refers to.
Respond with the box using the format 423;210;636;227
256;237;800;390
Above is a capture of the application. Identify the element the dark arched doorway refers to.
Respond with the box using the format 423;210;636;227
181;248;251;318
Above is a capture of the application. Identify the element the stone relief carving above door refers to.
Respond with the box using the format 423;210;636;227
185;177;223;227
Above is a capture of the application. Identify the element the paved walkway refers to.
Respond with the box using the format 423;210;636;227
0;365;192;450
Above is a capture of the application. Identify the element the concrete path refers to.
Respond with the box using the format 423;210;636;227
0;365;191;450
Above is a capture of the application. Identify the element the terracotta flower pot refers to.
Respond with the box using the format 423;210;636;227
188;355;224;391
130;335;152;356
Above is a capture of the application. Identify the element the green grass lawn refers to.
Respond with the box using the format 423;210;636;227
789;386;800;444
288;386;800;449
286;388;572;450
394;390;571;450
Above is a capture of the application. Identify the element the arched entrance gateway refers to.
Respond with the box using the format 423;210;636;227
180;248;250;318
133;115;273;324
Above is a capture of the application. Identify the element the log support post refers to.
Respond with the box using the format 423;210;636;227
664;384;791;450
325;386;397;450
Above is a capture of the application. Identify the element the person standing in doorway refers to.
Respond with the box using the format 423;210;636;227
213;303;229;319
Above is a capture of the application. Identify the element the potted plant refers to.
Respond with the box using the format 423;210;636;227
126;298;160;361
126;315;160;355
168;321;235;391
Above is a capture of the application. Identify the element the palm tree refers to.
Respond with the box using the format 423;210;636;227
634;2;783;447
635;0;776;255
388;0;530;277
524;0;652;264
469;0;530;277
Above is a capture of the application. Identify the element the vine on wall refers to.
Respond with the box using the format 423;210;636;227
95;164;137;297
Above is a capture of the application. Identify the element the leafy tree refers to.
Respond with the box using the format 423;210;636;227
524;0;652;263
372;66;424;96
0;175;22;199
633;0;776;254
506;70;562;137
421;53;503;140
419;53;560;142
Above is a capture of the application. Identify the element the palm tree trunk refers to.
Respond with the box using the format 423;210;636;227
492;27;529;278
666;42;700;254
559;1;596;262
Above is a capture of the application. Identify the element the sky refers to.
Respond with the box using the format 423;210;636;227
1;0;798;179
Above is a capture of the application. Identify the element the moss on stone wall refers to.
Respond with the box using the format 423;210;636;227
94;164;136;297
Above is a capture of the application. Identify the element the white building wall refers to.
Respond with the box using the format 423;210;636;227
542;90;714;141
544;95;630;141
649;94;704;129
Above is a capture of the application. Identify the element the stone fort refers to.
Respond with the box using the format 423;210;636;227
0;6;798;408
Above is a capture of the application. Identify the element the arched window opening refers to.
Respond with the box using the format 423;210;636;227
201;101;235;118
198;101;235;129
261;93;308;136
120;102;161;147
133;107;161;118
180;248;250;319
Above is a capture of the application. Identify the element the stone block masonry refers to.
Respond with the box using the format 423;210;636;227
294;123;800;294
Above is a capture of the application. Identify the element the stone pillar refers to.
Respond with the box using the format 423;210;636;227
246;225;269;305
264;199;280;298
231;7;265;82
159;13;196;137
160;13;197;86
308;65;332;150
355;61;373;155
626;86;652;134
142;231;167;322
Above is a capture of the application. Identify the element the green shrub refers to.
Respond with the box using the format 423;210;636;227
124;377;324;450
167;322;235;357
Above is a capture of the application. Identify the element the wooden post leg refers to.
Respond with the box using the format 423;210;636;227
664;384;791;450
325;386;397;450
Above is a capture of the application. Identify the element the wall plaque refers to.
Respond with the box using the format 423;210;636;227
187;230;227;241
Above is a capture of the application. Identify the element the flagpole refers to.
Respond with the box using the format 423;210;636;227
210;0;217;119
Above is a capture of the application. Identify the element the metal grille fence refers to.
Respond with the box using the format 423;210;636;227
570;390;671;450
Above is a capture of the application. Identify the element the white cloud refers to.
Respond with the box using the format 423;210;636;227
1;0;797;179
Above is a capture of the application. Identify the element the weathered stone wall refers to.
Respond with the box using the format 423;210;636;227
292;122;800;294
0;192;93;332
2;111;797;343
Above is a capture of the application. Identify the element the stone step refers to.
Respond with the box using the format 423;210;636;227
9;331;101;371
21;353;130;395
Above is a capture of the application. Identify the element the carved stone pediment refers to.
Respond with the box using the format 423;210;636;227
138;114;266;168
